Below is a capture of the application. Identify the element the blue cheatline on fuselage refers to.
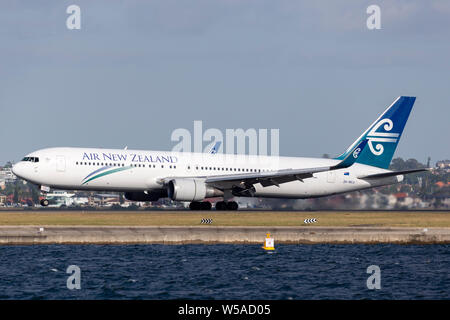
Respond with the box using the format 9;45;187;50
82;166;132;185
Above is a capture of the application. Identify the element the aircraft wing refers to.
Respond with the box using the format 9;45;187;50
205;166;336;189
159;139;368;190
158;139;368;191
206;142;366;190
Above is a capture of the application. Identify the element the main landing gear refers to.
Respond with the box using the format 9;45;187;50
188;201;239;210
215;201;238;211
189;201;212;210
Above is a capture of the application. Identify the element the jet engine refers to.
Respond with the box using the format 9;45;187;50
167;179;223;201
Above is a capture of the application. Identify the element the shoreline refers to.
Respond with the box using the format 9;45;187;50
1;226;449;245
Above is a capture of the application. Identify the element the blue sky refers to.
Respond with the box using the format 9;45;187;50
1;0;449;164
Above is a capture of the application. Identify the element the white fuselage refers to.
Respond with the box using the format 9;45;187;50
12;147;402;199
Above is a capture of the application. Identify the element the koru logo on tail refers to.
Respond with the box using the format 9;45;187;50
352;148;361;159
366;119;399;156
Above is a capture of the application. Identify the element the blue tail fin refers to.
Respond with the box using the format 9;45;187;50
335;96;416;169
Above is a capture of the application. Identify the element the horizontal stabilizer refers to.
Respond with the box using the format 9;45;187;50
358;168;429;179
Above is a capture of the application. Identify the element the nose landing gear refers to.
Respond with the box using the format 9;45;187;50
39;185;50;207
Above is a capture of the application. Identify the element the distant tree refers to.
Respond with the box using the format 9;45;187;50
30;185;40;204
404;158;425;170
322;154;330;159
390;158;406;171
13;182;20;203
4;161;13;168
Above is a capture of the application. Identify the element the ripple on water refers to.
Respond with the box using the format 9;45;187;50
0;244;449;299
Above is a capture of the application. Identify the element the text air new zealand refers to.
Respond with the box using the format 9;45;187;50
13;96;427;210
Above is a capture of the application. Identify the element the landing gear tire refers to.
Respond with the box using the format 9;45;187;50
226;201;238;210
189;201;212;210
40;199;49;207
189;201;201;210
215;201;238;211
201;201;212;210
215;201;227;211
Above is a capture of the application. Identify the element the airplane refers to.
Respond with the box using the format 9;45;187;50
12;96;427;210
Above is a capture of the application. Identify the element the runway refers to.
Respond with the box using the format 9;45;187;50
0;210;449;227
0;210;449;244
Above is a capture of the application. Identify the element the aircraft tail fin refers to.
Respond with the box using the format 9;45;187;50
335;96;416;169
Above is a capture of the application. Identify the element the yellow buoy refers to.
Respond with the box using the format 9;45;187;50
262;232;275;251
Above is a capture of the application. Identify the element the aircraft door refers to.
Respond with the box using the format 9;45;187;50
56;156;66;172
327;171;336;183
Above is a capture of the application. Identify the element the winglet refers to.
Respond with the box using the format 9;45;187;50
332;139;368;170
210;141;222;154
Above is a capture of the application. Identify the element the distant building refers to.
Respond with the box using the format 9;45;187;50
435;181;450;188
0;167;17;183
436;160;450;169
46;191;76;207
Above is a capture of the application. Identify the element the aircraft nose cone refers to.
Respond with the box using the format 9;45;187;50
12;163;24;179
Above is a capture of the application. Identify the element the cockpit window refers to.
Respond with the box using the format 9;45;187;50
22;157;39;163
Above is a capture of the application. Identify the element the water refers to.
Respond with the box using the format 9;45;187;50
0;244;448;299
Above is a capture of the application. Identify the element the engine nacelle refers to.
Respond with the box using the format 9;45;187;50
124;189;167;202
167;179;223;201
